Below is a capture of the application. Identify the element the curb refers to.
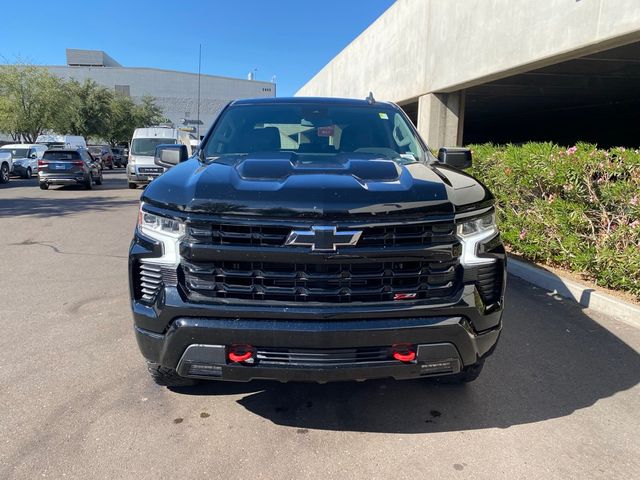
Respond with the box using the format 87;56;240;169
507;257;640;329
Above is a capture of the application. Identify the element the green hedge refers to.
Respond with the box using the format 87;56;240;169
468;142;640;299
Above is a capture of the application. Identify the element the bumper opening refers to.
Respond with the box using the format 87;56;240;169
173;340;463;382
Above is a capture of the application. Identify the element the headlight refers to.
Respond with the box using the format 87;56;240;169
456;212;498;266
137;204;185;265
138;209;185;238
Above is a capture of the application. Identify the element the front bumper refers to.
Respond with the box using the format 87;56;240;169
135;314;500;382
12;164;29;176
127;164;164;184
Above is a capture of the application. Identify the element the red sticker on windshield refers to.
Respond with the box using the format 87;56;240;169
317;126;334;137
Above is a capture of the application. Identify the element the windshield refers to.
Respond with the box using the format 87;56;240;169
88;147;102;155
131;138;176;156
203;103;425;162
0;148;29;159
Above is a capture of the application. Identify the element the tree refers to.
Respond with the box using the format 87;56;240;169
0;65;66;142
56;79;114;139
0;63;166;145
134;96;164;127
103;93;138;146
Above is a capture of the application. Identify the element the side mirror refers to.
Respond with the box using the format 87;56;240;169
30;153;38;159
437;147;472;169
154;144;188;168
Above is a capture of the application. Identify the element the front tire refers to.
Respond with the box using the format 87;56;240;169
0;163;9;183
147;362;198;387
128;182;137;189
39;182;49;190
85;173;93;190
436;360;485;384
95;170;103;185
24;167;32;179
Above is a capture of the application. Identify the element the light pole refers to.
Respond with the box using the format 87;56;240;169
197;44;202;140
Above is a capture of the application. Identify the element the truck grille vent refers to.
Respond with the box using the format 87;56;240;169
186;222;456;248
181;259;459;303
476;261;503;305
137;262;177;302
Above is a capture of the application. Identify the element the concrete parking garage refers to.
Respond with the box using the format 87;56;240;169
297;0;640;147
0;173;638;479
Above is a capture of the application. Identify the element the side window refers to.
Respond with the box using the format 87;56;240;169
81;151;91;162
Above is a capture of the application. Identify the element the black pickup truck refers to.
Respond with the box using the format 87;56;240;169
129;97;505;387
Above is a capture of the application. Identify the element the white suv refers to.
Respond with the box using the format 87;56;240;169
0;144;47;179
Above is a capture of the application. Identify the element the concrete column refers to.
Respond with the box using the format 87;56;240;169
417;91;465;147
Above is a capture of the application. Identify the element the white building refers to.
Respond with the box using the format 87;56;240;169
47;49;275;136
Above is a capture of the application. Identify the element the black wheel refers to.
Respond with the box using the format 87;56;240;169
85;173;93;190
436;360;485;384
108;164;114;170
39;182;49;190
95;170;103;185
24;167;32;179
128;182;137;189
147;362;198;387
0;163;9;183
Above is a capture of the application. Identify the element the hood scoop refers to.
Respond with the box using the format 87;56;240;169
235;154;402;182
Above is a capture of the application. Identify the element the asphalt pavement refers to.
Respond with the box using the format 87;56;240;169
0;171;639;479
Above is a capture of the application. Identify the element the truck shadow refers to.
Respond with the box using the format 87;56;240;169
173;276;640;433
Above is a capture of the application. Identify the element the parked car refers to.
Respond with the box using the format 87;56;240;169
38;147;103;190
129;96;506;388
111;147;127;168
127;127;192;189
0;144;47;179
0;151;11;184
88;145;114;170
35;134;87;149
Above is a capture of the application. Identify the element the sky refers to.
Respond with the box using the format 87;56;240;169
0;0;395;96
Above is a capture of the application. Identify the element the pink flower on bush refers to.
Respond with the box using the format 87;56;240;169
566;146;578;155
631;195;638;206
519;229;527;240
630;220;640;229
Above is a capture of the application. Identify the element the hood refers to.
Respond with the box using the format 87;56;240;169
142;153;493;218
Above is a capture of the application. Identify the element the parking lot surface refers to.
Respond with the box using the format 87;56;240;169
1;171;639;479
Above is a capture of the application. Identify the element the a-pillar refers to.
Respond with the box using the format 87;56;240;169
417;91;465;148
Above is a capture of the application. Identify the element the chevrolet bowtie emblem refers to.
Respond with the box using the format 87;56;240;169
285;226;362;251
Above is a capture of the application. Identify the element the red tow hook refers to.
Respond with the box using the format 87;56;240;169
392;345;416;363
228;345;255;364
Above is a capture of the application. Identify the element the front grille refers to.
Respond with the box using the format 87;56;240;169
186;221;456;248
182;258;459;303
256;347;394;367
476;261;503;305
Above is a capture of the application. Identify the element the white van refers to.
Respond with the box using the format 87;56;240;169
35;134;87;149
127;127;192;189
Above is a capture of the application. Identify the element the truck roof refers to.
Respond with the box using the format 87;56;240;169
230;97;396;107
